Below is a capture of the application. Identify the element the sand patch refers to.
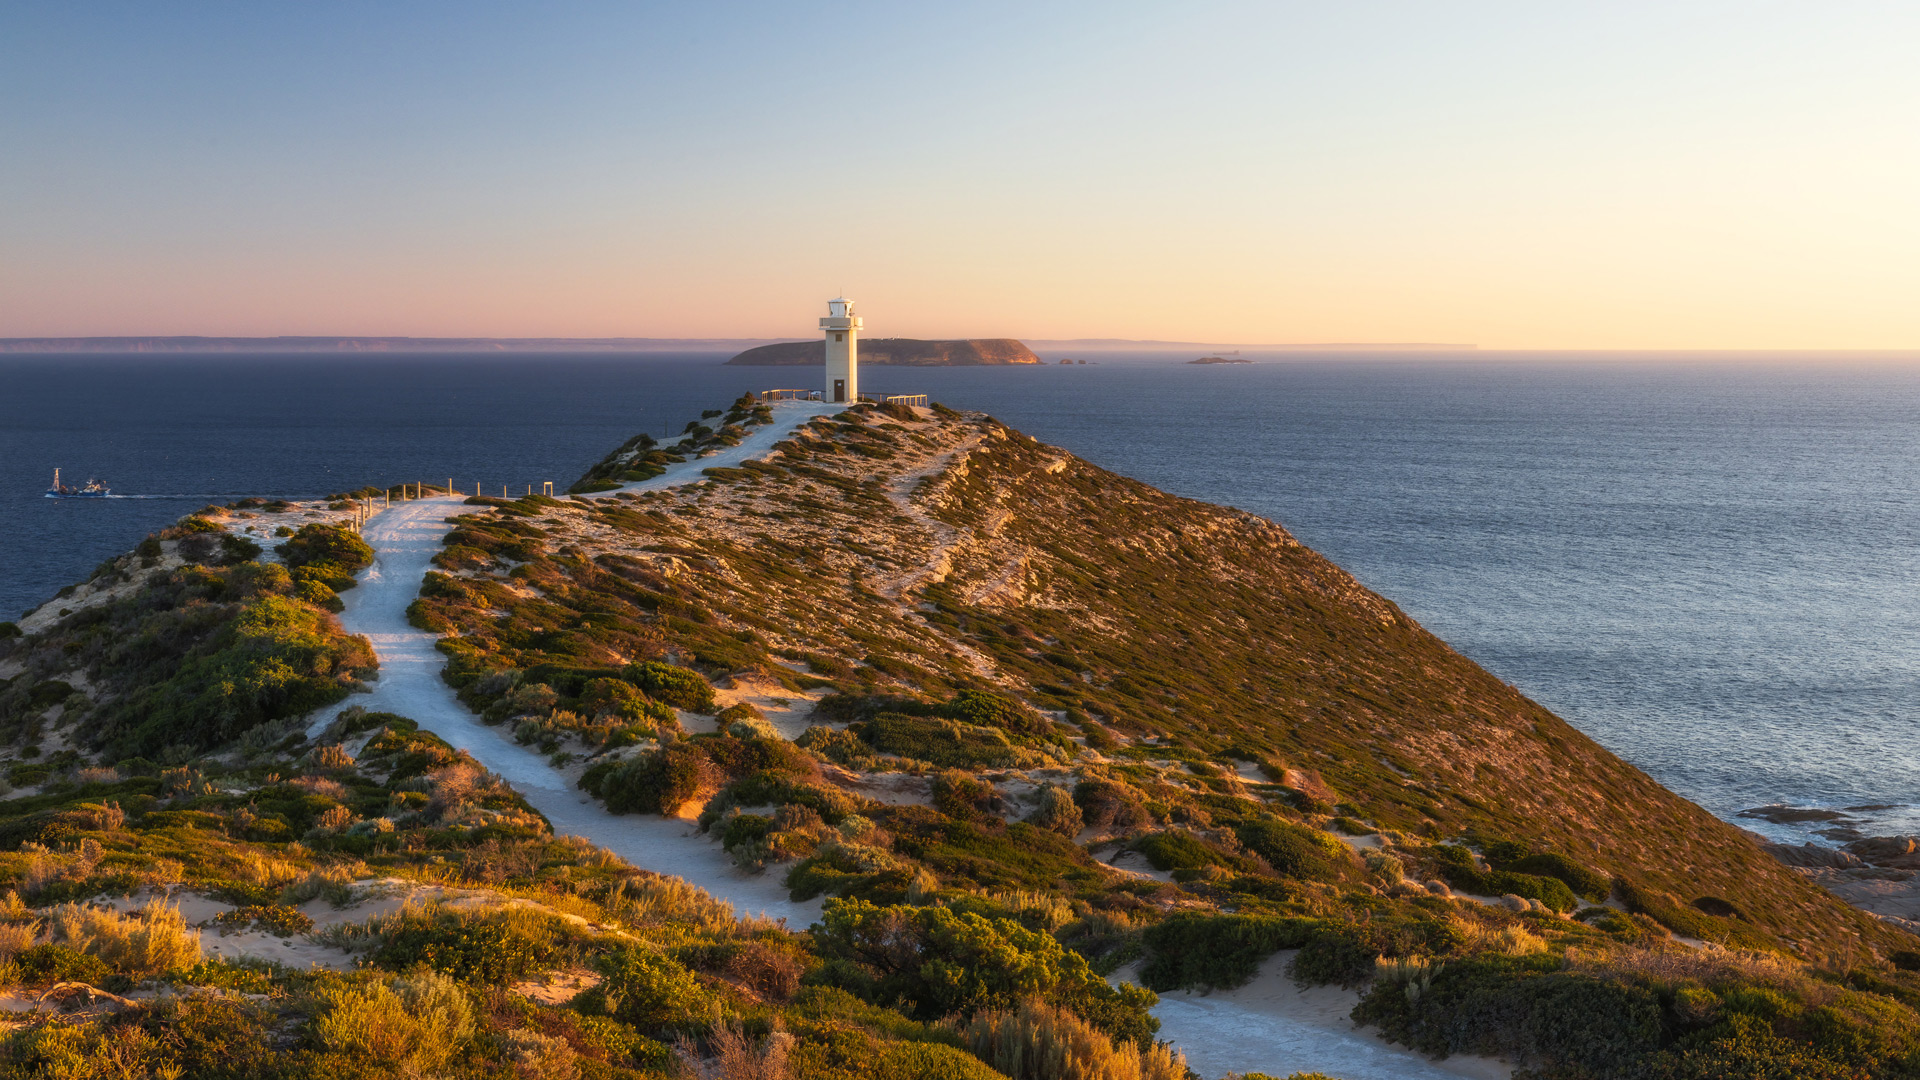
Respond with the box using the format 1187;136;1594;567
712;673;823;740
1100;849;1174;883
1120;953;1511;1080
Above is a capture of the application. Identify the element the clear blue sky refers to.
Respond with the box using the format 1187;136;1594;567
5;2;1919;347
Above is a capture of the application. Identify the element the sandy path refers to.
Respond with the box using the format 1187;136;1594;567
1128;952;1510;1080
604;399;835;495
309;402;841;928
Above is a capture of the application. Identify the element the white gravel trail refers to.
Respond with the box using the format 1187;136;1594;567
311;401;836;927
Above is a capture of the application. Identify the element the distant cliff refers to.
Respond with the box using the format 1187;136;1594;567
725;338;1041;366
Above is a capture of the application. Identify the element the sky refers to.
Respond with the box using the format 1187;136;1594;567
4;2;1920;349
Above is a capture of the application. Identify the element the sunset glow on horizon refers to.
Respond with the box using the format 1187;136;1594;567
6;2;1920;350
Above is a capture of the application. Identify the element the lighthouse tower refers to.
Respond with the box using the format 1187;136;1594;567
820;296;861;403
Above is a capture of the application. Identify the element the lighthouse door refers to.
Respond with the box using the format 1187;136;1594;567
833;379;845;403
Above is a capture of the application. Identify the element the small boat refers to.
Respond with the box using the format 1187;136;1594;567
45;469;109;499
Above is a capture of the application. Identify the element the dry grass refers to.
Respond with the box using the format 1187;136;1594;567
955;998;1187;1080
500;1027;580;1080
290;775;348;799
984;890;1075;931
1454;918;1549;958
280;864;363;907
47;898;201;977
311;971;475;1079
605;872;735;933
674;1019;792;1080
1569;941;1810;993
308;744;356;770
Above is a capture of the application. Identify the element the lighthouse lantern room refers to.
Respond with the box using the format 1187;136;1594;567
820;296;861;403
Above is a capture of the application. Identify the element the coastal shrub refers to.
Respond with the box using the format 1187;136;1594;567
722;772;864;825
1353;953;1664;1074
1614;877;1769;944
1501;851;1610;903
277;524;374;589
955;998;1188;1080
1131;830;1251;878
98;590;373;757
1072;777;1151;832
296;578;345;612
1427;845;1577;912
47;898;202;977
579;677;673;724
310;971;475;1077
581;947;708;1031
623;661;716;712
1138;914;1319;991
861;712;1028;770
812;899;1159;1047
1235;819;1356;883
786;840;911;903
1641;1026;1870;1080
368;904;564;985
933;771;1001;820
797;725;877;769
598;745;711;815
943;690;1047;736
11;943;111;987
1025;785;1083;837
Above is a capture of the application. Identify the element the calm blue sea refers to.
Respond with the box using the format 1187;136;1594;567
5;351;1919;841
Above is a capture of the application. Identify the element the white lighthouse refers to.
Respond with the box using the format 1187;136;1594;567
820;296;861;404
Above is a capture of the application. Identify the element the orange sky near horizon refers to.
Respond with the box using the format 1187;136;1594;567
6;3;1920;350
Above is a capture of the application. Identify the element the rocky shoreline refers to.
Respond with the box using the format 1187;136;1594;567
1746;804;1920;932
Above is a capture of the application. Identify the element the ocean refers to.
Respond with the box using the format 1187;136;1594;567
6;350;1920;843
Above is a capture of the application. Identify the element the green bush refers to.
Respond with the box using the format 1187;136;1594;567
798;725;877;768
1427;845;1577;912
277;524;374;590
1132;830;1251;879
943;690;1047;736
1502;851;1610;903
295;578;345;612
598;746;710;815
1236;819;1356;883
101;591;374;757
1025;785;1083;837
584;947;708;1031
1354;954;1664;1075
1138;914;1319;991
932;771;1000;820
369;907;561;984
311;971;475;1077
622;661;715;712
868;1041;1010;1080
812;899;1159;1047
861;712;1029;769
722;812;775;851
11;943;110;987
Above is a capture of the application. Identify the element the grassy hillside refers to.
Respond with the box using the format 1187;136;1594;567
4;399;1920;1079
409;399;1920;1078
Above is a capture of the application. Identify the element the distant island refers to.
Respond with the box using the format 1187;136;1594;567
0;336;789;354
726;337;1040;366
1189;355;1253;364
